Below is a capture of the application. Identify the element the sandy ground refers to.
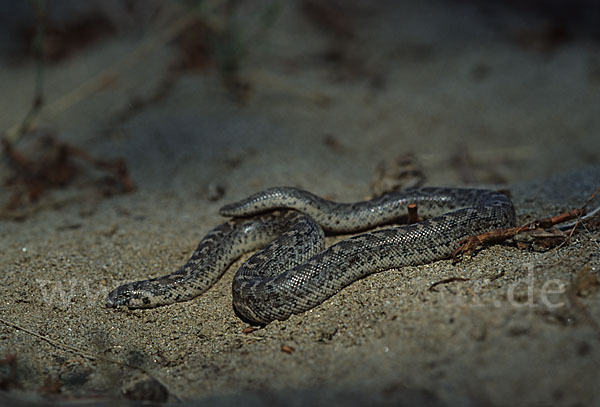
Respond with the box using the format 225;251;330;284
1;1;599;405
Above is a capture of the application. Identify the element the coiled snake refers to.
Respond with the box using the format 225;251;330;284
106;187;515;324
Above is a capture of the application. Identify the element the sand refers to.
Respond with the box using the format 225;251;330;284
1;1;599;405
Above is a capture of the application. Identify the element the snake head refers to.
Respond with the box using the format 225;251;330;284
106;283;154;309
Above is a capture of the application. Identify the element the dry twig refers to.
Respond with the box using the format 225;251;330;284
0;316;182;402
453;207;587;259
428;277;470;292
407;203;419;224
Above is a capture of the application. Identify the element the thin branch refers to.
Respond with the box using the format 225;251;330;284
11;0;46;142
0;316;183;402
453;207;587;259
4;9;204;143
428;276;470;292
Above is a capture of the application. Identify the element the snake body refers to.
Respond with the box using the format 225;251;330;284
106;187;515;324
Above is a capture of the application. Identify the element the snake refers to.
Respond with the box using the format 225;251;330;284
106;187;516;325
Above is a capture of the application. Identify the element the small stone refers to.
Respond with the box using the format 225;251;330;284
122;373;169;402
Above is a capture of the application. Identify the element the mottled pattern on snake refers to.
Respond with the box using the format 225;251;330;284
106;187;516;324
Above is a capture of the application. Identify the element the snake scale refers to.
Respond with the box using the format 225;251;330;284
106;187;516;324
